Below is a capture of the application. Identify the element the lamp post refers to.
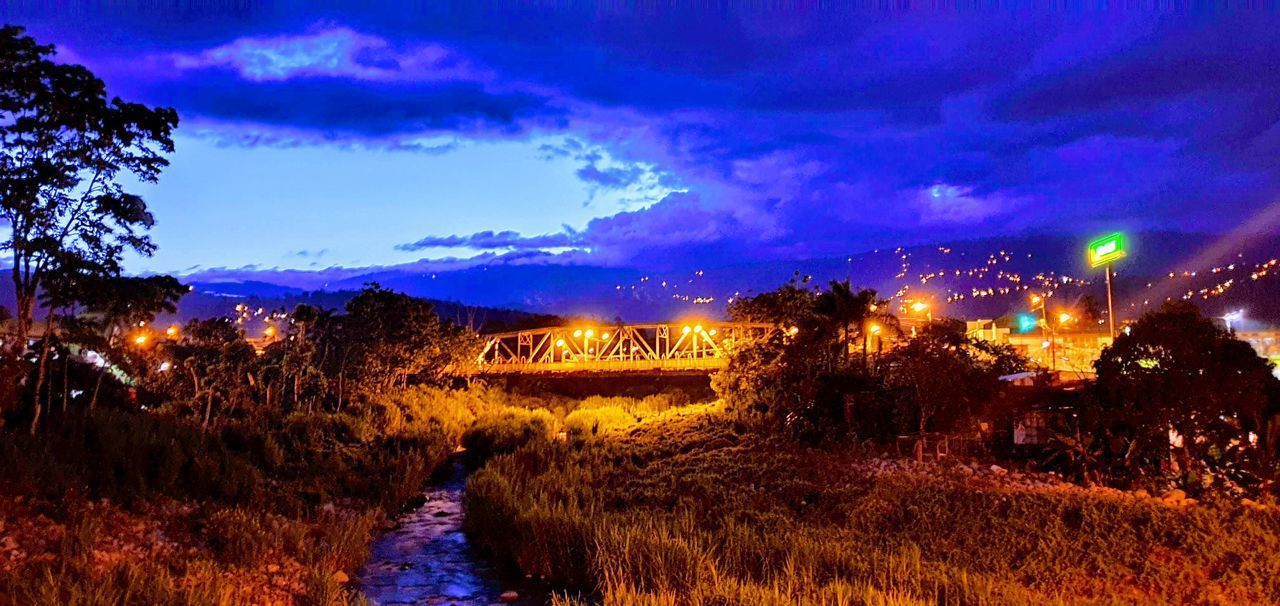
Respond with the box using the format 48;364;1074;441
1030;293;1055;372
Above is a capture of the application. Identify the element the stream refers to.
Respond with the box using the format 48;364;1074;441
360;459;541;605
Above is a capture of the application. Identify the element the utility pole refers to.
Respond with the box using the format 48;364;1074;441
1105;265;1116;339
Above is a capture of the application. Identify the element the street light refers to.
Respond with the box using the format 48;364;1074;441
1030;293;1055;372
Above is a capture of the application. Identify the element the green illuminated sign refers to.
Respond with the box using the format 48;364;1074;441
1088;232;1127;268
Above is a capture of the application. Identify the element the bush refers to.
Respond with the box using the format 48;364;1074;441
466;404;1280;605
204;508;279;567
564;406;636;442
460;408;556;465
0;409;261;506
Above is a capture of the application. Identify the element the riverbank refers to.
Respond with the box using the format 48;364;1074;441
464;402;1280;605
0;407;453;605
361;457;543;605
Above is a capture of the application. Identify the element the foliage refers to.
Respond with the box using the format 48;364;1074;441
1092;301;1280;488
0;25;177;352
466;405;1280;605
880;321;1026;435
332;284;479;396
460;407;557;465
564;406;637;442
715;279;894;442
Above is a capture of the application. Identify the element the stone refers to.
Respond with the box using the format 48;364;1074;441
321;502;337;515
267;564;280;574
500;590;520;602
1162;489;1187;502
989;464;1007;476
332;570;349;584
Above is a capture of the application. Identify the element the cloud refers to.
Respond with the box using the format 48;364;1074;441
396;230;579;251
26;9;1280;272
169;25;492;84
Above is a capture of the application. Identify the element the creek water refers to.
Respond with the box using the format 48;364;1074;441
360;460;539;605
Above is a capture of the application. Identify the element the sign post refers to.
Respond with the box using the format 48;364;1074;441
1087;233;1127;339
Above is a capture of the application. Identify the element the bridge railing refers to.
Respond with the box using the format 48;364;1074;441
469;322;776;375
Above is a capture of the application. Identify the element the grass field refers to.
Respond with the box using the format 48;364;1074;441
464;403;1280;605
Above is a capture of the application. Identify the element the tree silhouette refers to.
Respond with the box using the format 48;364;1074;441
1094;301;1280;483
0;25;177;355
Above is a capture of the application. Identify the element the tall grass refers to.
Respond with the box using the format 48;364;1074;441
465;403;1280;605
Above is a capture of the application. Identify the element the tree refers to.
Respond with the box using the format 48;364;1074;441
72;275;186;411
880;321;1025;437
164;318;256;430
0;25;177;355
331;285;478;401
715;279;891;441
1094;301;1280;485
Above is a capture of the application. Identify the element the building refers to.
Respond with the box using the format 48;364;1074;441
966;320;1280;379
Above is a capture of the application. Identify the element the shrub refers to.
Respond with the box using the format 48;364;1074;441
460;408;556;465
564;406;636;442
204;508;279;567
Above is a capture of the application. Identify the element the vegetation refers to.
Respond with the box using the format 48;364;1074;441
465;404;1280;605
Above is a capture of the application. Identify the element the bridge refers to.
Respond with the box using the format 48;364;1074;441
470;322;776;375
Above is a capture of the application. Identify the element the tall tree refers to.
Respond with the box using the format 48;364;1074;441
336;284;476;397
0;25;177;354
1094;301;1280;482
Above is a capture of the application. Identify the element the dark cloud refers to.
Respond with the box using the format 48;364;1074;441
14;8;1280;270
396;230;578;252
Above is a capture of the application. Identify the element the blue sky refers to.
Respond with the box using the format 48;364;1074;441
7;5;1280;279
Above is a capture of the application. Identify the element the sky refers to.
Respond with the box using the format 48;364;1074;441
7;4;1280;280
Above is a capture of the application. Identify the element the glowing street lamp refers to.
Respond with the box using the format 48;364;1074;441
165;325;179;338
133;334;148;346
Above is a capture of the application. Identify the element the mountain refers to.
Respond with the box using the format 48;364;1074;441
173;230;1280;326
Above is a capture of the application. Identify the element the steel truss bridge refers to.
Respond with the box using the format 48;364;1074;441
470;322;776;375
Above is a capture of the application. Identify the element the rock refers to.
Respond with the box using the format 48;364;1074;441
332;570;349;584
1181;498;1198;507
1133;489;1150;499
1162;489;1186;502
320;502;337;515
499;590;520;602
959;466;975;477
266;564;280;574
989;464;1007;476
